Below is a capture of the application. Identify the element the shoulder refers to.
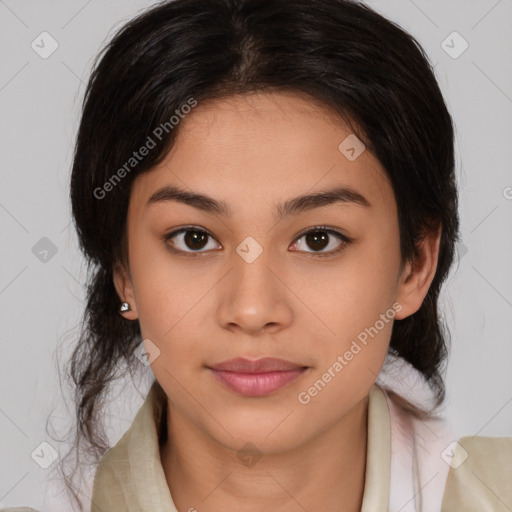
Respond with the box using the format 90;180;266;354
441;435;512;511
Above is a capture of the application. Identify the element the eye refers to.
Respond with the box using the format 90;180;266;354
162;225;353;259
290;226;353;258
163;226;220;256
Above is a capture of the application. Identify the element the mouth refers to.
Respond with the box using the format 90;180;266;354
207;357;309;397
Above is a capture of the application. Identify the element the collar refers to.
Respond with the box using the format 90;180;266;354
90;380;391;512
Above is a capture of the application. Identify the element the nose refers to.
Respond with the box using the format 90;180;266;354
215;245;294;335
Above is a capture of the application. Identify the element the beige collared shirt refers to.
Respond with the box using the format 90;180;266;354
86;380;512;512
89;380;391;511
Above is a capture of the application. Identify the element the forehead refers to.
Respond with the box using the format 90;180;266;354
130;91;395;218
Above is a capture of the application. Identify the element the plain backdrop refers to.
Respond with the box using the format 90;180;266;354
1;0;511;510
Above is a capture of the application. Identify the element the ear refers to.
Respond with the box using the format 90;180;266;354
113;261;138;320
394;222;442;321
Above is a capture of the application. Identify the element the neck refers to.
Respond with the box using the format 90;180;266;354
160;395;369;512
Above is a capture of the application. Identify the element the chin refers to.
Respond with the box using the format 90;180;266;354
208;416;308;455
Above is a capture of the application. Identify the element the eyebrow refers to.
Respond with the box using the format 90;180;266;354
146;184;371;220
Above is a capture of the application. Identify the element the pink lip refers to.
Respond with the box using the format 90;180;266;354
209;356;305;373
207;357;308;397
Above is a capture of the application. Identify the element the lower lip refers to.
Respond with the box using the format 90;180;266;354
209;368;307;397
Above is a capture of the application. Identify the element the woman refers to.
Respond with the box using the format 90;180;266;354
3;0;510;511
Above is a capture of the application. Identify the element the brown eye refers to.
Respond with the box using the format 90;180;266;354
183;230;209;250
291;226;352;258
304;231;330;251
163;227;220;254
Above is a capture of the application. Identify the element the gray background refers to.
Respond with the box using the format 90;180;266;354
1;0;511;509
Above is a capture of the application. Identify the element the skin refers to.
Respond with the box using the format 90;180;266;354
113;90;441;512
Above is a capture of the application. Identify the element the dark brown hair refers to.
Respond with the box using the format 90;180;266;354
56;0;460;509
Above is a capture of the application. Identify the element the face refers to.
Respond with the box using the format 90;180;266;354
114;90;438;454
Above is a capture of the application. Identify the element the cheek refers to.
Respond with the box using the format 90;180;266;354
313;234;400;333
127;229;221;382
128;230;194;340
301;228;400;383
296;285;394;413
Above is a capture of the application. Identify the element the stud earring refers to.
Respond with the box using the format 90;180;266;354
119;302;131;313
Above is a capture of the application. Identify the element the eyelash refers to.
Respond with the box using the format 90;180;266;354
162;225;353;259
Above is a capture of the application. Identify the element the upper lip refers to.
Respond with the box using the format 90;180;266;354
208;357;307;373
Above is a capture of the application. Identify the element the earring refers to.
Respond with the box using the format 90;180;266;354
119;302;131;313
